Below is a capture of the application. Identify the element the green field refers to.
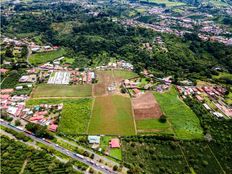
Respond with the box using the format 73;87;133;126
88;95;136;136
32;84;92;98
140;0;186;7
29;48;66;65
112;70;138;79
213;72;232;80
136;119;174;135
153;87;203;139
26;98;92;134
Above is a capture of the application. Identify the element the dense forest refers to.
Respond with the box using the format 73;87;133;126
1;2;232;80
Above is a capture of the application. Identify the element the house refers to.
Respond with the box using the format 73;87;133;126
16;86;23;90
0;68;9;74
30;116;44;121
19;75;37;83
88;136;100;144
203;103;211;110
196;95;204;102
109;138;120;148
48;124;58;132
31;47;40;52
1;94;10;100
0;89;14;93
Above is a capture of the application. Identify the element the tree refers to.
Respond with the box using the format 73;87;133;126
159;114;167;123
113;165;118;171
5;46;14;58
21;46;28;58
15;120;21;126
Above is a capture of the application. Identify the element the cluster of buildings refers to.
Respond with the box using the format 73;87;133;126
119;2;232;46
176;85;232;118
96;60;134;71
22;103;63;132
2;37;59;53
0;87;62;131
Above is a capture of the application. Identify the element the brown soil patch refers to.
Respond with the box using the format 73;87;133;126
132;92;163;120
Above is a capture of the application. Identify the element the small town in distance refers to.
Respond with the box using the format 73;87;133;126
0;0;232;174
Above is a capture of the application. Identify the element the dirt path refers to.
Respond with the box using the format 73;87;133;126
19;159;28;174
86;97;96;133
130;99;137;135
31;96;93;99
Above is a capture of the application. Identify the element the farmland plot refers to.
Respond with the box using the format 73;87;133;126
32;84;92;98
88;95;136;135
154;87;203;139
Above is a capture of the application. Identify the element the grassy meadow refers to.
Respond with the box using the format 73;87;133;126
88;95;136;136
29;48;66;65
112;70;138;79
153;87;203;139
26;98;93;134
140;0;186;7
136;119;174;135
32;84;92;98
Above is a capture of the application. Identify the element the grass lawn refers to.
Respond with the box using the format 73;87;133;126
136;119;174;135
63;57;75;64
88;95;136;136
141;0;186;7
212;72;232;80
32;84;92;98
154;87;203;139
26;98;92;134
110;148;122;160
113;70;138;79
29;48;66;65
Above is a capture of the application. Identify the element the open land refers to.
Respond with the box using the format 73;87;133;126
93;70;138;96
26;98;92;134
132;92;163;120
29;48;66;65
153;87;203;139
88;95;136;136
31;84;92;98
136;119;174;135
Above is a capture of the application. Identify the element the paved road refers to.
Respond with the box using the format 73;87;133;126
55;136;125;170
0;121;117;174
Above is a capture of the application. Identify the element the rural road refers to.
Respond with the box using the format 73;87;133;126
0;121;117;174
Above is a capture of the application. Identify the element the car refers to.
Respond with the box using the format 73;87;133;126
55;144;59;147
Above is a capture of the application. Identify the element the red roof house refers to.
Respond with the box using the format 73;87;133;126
48;124;58;132
0;94;10;100
0;89;14;93
109;138;120;148
30;116;44;121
